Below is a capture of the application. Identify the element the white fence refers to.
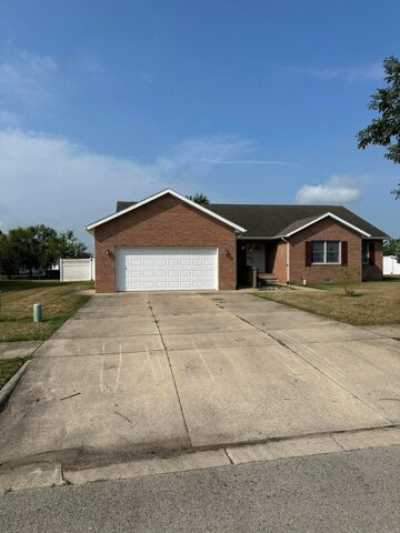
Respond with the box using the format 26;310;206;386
383;255;400;276
60;258;95;282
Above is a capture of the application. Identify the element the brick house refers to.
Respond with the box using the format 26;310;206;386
87;189;388;292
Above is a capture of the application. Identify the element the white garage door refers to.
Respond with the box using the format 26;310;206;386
116;247;218;291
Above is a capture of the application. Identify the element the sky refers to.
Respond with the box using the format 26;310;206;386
0;0;399;249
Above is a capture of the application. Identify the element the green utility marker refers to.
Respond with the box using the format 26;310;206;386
33;303;43;323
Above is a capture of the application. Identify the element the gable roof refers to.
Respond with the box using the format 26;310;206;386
99;192;389;240
207;203;388;239
86;189;246;233
282;212;371;238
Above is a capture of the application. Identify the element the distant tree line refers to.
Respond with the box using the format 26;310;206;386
0;225;88;278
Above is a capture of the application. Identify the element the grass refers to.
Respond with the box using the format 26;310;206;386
0;280;93;342
0;358;27;389
256;277;400;326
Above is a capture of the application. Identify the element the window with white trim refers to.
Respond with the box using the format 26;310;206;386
311;241;341;264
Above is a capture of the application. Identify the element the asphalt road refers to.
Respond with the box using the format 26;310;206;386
1;446;400;532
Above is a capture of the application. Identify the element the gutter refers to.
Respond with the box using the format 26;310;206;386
362;236;390;240
237;235;281;240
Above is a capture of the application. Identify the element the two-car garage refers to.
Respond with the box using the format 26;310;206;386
88;189;244;293
116;247;219;291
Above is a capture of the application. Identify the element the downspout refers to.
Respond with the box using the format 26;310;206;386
281;237;290;284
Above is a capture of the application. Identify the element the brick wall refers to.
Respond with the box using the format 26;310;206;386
272;241;288;283
94;193;237;292
289;218;363;284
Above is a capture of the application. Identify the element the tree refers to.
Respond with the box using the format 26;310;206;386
6;225;62;275
57;230;88;258
33;225;61;271
186;193;210;206
0;226;87;278
7;227;40;276
383;239;400;258
0;232;17;278
357;56;400;197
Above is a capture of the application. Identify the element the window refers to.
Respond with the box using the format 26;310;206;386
311;241;340;264
311;241;324;263
326;241;340;263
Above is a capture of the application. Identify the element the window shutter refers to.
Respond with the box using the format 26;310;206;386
369;241;375;265
305;242;312;267
341;241;348;266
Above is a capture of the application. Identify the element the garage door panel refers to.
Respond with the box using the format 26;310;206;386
117;248;218;292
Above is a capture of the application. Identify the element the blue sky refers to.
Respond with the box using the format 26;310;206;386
0;0;399;248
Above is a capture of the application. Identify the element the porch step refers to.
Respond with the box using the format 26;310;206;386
257;272;278;286
257;273;277;280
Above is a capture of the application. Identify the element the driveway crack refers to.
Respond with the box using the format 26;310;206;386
148;300;193;448
267;332;393;426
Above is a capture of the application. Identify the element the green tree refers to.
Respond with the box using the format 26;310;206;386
383;239;400;257
57;230;88;258
0;232;17;278
7;225;62;275
186;193;210;206
0;226;87;278
33;225;61;271
357;56;400;197
8;227;39;276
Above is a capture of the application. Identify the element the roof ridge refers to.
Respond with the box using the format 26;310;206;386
209;203;345;208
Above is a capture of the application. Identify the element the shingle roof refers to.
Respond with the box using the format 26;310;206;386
209;204;389;239
116;201;137;211
279;216;324;236
116;200;388;239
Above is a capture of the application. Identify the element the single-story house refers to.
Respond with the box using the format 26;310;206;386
87;189;388;292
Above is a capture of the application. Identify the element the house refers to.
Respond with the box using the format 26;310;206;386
86;189;388;292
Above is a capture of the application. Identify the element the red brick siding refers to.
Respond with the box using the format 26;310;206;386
289;218;362;284
362;240;383;281
272;241;288;283
94;194;237;292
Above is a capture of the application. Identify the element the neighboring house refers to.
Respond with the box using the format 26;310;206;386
86;189;388;292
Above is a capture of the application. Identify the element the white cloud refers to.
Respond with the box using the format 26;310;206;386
296;176;361;204
156;136;293;171
0;50;57;106
0;130;255;246
295;62;383;83
200;159;290;165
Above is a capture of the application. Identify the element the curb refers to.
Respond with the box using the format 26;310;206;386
2;425;400;492
0;360;31;410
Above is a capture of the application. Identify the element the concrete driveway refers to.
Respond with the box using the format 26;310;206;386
1;291;400;468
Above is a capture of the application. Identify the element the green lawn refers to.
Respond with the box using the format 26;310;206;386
0;280;93;342
257;277;400;326
0;358;27;389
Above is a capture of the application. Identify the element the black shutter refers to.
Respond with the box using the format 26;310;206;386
341;241;348;266
305;242;312;267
